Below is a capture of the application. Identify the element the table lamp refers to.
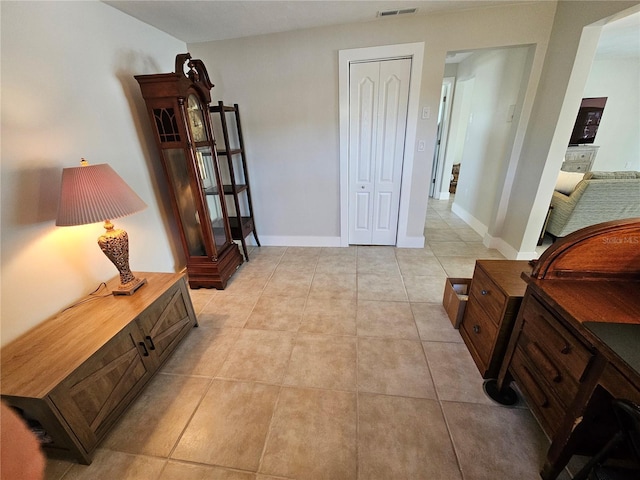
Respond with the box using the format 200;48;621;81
56;159;148;295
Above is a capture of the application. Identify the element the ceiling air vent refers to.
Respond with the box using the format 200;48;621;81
378;8;417;17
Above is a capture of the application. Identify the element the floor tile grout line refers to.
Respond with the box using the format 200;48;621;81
164;376;216;463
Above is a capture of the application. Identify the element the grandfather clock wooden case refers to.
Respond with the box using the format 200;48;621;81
136;54;243;289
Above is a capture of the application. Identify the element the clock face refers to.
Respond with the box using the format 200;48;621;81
187;94;206;142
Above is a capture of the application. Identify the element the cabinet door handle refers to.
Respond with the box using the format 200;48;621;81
560;343;571;355
138;341;149;357
473;325;480;334
145;335;156;350
481;289;488;296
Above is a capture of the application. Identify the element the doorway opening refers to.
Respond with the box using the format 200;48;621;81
429;45;534;243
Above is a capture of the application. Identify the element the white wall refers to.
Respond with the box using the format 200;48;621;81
187;1;558;246
500;1;640;259
0;1;187;346
450;46;532;235
584;57;640;171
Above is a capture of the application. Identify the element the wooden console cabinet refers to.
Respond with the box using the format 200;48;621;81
459;260;531;379
0;272;197;464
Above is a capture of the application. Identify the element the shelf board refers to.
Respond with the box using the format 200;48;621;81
203;184;248;195
210;105;236;113
228;216;254;240
222;184;248;194
217;148;242;156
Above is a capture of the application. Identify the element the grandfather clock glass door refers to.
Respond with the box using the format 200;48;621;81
186;94;229;251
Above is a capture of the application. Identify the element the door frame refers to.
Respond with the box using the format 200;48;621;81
430;76;456;199
339;42;425;247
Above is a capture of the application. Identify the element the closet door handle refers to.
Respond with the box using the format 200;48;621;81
138;342;149;357
145;335;156;350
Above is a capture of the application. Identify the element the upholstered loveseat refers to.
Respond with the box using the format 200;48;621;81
546;170;640;238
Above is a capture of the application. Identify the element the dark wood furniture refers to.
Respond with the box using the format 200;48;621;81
459;260;531;379
209;102;260;260
494;219;640;479
0;272;197;464
135;53;243;289
449;163;460;194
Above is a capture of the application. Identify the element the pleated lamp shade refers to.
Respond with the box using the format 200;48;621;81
56;159;148;295
56;161;147;226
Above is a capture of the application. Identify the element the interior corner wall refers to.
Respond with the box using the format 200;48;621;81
187;1;557;246
585;57;640;171
450;46;532;233
0;1;187;346
500;0;640;258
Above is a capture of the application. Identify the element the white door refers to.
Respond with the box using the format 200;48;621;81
348;58;411;245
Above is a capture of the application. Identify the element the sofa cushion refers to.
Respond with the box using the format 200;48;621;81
584;171;640;180
555;170;585;194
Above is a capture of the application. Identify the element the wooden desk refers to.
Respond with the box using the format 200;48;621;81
0;272;197;464
495;219;640;479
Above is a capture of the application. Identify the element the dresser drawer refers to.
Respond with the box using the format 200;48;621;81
561;159;591;173
517;329;581;405
510;346;566;435
461;297;498;373
469;265;507;325
521;295;593;386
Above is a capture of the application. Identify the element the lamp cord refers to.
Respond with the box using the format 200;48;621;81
61;282;110;312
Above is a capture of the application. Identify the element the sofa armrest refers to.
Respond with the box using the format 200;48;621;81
546;183;587;237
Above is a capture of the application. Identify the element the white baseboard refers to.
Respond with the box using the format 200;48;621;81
514;250;539;261
257;235;424;249
450;203;488;237
396;235;426;248
484;233;517;259
258;235;343;247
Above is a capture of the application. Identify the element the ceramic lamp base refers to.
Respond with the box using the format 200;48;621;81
98;221;146;296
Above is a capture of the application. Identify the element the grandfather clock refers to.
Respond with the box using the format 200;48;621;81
135;53;243;289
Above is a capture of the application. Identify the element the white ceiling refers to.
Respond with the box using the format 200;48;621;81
103;0;531;43
104;1;638;59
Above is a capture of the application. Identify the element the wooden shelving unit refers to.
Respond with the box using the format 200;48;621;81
209;102;260;260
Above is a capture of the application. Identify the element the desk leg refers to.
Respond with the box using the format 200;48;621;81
483;378;519;406
541;356;608;480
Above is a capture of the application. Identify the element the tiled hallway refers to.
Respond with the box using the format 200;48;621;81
44;199;566;480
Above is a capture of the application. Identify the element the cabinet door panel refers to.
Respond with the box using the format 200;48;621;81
49;323;153;452
136;283;196;367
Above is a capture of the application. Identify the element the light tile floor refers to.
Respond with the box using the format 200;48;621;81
45;198;569;480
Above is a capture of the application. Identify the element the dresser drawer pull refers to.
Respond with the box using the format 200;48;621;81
527;341;562;383
473;325;480;334
481;289;488;296
560;344;571;355
522;365;549;408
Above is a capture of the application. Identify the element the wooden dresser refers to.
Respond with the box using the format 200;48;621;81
0;272;197;464
460;260;531;379
494;219;640;479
